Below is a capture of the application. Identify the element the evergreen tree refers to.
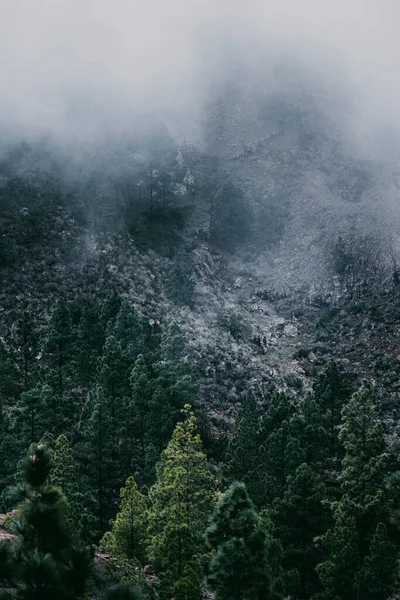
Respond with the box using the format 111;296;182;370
157;322;194;415
105;585;145;600
45;300;75;398
258;509;286;600
225;397;263;505
272;464;328;599
339;381;388;506
313;361;352;464
173;566;203;600
316;498;360;600
16;309;38;388
264;419;304;501
205;482;272;600
290;394;329;474
76;302;104;384
13;385;48;448
50;435;85;535
355;522;397;600
256;392;304;502
81;386;116;537
147;405;215;582
113;301;140;359
0;341;22;403
148;385;173;455
0;399;15;498
100;476;147;564
3;444;91;600
100;332;128;413
339;381;391;557
129;355;154;461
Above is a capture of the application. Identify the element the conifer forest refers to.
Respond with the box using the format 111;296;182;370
1;1;400;599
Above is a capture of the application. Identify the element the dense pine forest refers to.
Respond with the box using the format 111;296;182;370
1;15;400;596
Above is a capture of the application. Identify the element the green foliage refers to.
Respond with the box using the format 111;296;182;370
313;361;353;468
272;464;328;599
105;585;145;600
80;386;117;537
16;311;38;387
4;444;91;600
355;522;397;600
337;381;393;561
316;498;360;600
173;566;203;600
264;418;304;502
225;397;264;505
339;381;388;507
100;476;147;564
45;300;75;398
49;435;86;536
0;342;21;403
147;406;215;582
0;401;16;498
290;394;330;474
205;482;272;600
1;137;400;600
128;355;155;466
13;386;48;449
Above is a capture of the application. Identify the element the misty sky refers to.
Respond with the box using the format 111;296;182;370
1;0;400;138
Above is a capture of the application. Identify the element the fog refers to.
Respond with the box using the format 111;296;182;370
1;0;400;142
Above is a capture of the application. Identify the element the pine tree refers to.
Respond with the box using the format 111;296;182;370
113;301;139;358
313;361;352;464
105;585;145;600
129;355;154;461
50;435;85;535
100;332;128;412
81;386;116;537
355;523;397;600
225;397;263;505
258;509;286;599
4;444;91;600
339;381;388;506
157;322;194;415
16;309;38;388
0;399;15;498
316;499;360;600
173;566;203;600
339;381;390;557
256;392;304;502
205;482;271;600
0;340;21;403
272;464;328;599
290;394;329;473
147;405;215;582
76;302;105;384
148;385;173;455
265;419;304;501
13;385;48;448
45;300;75;398
100;476;147;564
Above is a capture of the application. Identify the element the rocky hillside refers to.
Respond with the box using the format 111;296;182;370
2;65;400;421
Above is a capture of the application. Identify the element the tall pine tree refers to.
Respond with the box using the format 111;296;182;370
3;444;91;600
147;405;215;583
205;482;272;600
100;476;147;564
